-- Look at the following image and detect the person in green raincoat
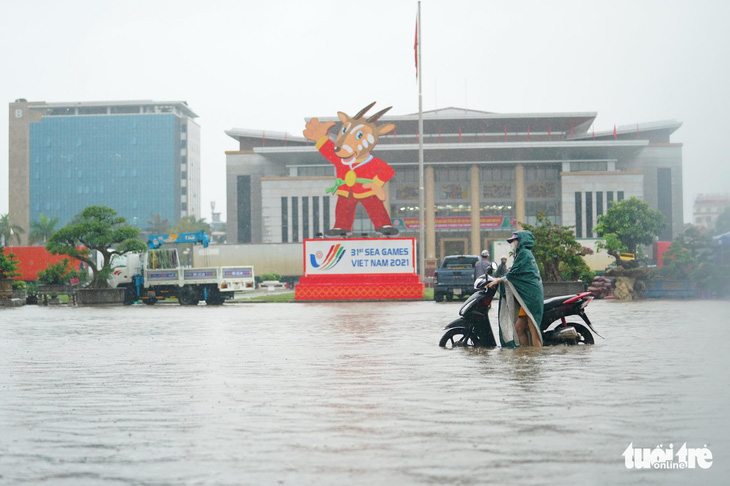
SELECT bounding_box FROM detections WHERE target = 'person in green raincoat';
[487,230,544,347]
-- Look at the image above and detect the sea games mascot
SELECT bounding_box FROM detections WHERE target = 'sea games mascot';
[303,102,399,236]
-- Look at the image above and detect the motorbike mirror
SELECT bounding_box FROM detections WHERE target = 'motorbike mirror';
[474,275,488,289]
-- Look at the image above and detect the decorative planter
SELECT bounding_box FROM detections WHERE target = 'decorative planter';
[0,278,13,299]
[12,288,27,300]
[75,287,126,306]
[542,281,586,299]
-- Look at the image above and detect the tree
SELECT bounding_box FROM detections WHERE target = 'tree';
[46,206,147,288]
[521,213,594,282]
[29,214,60,245]
[0,247,20,279]
[144,213,171,237]
[715,206,730,235]
[172,215,211,234]
[595,197,666,266]
[0,214,25,246]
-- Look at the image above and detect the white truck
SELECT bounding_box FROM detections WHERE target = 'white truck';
[109,232,255,305]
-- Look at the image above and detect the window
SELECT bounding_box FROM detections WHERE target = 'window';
[302,197,310,239]
[323,196,331,231]
[291,197,299,243]
[281,197,289,243]
[617,191,624,202]
[585,192,593,237]
[312,196,320,236]
[575,192,583,238]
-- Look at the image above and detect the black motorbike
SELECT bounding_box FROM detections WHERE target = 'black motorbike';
[439,275,600,348]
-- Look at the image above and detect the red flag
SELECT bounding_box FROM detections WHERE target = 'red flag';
[571,123,574,138]
[613,124,617,139]
[458,127,462,141]
[592,125,595,139]
[527,125,530,141]
[548,124,551,140]
[414,17,418,78]
[504,125,507,141]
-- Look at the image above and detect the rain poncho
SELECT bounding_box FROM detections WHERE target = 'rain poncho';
[497,230,544,347]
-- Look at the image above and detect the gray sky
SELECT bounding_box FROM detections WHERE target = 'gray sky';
[2,0,728,225]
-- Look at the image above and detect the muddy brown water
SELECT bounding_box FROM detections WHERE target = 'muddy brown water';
[1,299,728,485]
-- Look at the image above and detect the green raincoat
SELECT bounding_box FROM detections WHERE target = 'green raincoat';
[497,230,544,347]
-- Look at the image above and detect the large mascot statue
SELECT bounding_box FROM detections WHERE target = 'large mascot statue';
[303,102,399,237]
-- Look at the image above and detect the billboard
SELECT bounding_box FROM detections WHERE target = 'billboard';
[303,238,416,276]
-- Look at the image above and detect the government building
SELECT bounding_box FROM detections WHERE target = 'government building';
[225,107,682,267]
[9,99,201,244]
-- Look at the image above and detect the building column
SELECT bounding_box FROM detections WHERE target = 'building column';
[425,166,436,260]
[515,163,525,229]
[470,164,481,254]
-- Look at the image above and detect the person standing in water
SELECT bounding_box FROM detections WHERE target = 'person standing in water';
[487,231,544,347]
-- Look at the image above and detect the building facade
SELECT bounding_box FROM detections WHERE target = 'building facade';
[9,99,201,244]
[692,193,729,230]
[225,107,683,266]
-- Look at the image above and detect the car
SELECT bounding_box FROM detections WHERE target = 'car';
[433,255,479,302]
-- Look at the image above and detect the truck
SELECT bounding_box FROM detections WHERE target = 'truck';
[109,231,255,305]
[433,254,480,302]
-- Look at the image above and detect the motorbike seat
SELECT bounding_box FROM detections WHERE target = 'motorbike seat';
[543,294,578,311]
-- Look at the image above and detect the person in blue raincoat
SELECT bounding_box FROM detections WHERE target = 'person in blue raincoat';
[487,230,544,347]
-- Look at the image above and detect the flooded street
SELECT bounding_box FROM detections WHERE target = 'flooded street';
[1,299,728,485]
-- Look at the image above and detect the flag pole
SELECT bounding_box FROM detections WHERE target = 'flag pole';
[417,0,425,282]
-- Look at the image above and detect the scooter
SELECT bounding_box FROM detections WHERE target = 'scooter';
[438,274,600,348]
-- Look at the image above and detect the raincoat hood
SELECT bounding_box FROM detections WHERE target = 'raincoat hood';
[514,230,535,252]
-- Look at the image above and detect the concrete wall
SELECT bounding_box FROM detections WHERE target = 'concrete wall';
[8,101,44,245]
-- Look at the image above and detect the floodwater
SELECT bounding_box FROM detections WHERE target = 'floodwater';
[1,298,729,485]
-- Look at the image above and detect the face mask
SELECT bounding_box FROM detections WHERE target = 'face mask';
[510,240,518,252]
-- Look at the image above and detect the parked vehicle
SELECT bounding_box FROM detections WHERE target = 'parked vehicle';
[109,232,255,305]
[439,275,600,347]
[433,255,480,302]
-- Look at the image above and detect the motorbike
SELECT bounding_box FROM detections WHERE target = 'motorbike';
[438,274,600,348]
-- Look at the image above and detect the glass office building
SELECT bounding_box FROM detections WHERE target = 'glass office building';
[9,100,200,243]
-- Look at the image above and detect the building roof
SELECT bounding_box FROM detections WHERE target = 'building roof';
[29,100,199,118]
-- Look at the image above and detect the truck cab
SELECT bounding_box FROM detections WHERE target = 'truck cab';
[433,255,480,302]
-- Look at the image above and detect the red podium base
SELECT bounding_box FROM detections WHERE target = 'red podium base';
[295,274,424,301]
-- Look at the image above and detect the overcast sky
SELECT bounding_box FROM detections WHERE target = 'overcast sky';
[2,0,728,225]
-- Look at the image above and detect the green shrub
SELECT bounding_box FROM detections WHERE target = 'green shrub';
[0,249,20,279]
[37,258,88,286]
[260,273,282,281]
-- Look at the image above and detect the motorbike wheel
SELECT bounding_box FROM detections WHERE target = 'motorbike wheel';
[567,323,595,345]
[439,327,478,348]
[434,292,444,302]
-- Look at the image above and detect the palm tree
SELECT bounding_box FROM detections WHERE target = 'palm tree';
[0,213,25,246]
[29,214,60,245]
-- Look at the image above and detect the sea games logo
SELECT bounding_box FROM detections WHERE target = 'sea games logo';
[309,244,346,270]
[623,442,713,469]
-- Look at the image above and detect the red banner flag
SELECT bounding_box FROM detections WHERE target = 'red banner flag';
[527,125,530,141]
[613,124,617,139]
[548,124,551,140]
[414,17,418,78]
[571,123,574,138]
[504,125,507,141]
